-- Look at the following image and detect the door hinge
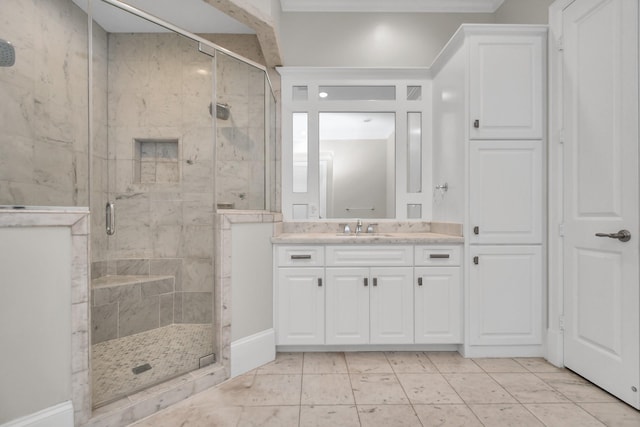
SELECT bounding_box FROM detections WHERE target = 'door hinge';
[559,223,565,237]
[559,315,565,331]
[557,36,564,51]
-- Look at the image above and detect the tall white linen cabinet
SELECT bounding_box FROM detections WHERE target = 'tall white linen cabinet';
[431,25,547,357]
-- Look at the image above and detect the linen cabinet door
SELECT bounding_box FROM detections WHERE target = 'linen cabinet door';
[469,140,543,244]
[469,33,545,139]
[414,267,462,344]
[369,267,414,344]
[326,267,369,345]
[469,246,542,346]
[276,267,325,345]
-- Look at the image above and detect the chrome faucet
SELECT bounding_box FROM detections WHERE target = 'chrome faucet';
[355,219,363,235]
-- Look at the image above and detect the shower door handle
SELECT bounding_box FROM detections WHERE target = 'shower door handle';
[106,202,115,236]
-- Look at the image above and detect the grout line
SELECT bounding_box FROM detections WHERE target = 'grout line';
[298,352,304,427]
[345,351,363,426]
[385,351,426,427]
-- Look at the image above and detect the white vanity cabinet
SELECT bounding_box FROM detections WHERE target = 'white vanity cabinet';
[414,245,463,343]
[325,246,414,345]
[276,246,325,345]
[325,266,414,345]
[469,33,545,140]
[275,242,463,349]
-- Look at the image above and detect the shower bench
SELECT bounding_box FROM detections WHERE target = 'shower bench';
[91,274,176,344]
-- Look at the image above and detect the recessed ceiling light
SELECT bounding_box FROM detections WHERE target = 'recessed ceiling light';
[319,92,328,98]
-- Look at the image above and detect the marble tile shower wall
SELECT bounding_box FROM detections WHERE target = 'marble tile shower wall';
[216,53,267,210]
[94,33,216,327]
[1,0,90,206]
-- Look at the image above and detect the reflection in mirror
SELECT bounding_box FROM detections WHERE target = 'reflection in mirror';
[292,113,308,193]
[319,112,395,219]
[407,112,422,193]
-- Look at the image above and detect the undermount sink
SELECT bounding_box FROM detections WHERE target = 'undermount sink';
[335,233,393,238]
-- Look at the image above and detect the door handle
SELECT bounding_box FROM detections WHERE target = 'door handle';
[595,229,631,242]
[106,202,115,236]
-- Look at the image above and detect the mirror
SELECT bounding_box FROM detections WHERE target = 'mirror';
[319,112,395,219]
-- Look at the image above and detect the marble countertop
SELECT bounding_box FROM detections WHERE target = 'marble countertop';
[272,232,464,244]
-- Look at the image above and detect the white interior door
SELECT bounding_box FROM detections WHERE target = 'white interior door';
[563,0,639,408]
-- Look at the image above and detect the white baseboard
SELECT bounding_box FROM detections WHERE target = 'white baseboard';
[277,344,460,353]
[1,401,73,427]
[231,329,275,377]
[461,345,545,358]
[545,328,564,367]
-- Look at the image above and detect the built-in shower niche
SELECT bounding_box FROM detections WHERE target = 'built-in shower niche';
[134,138,180,184]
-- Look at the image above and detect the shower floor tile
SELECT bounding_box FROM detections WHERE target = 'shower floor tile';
[92,323,214,407]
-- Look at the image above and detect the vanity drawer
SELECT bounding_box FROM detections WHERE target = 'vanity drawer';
[326,245,413,267]
[414,245,462,266]
[277,245,324,267]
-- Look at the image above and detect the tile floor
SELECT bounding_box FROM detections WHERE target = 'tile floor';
[93,324,213,406]
[130,352,640,426]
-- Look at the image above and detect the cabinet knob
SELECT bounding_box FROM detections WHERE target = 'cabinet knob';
[364,278,368,287]
[373,278,378,287]
[318,278,322,287]
[418,277,423,286]
[473,119,480,128]
[473,256,479,265]
[473,226,480,235]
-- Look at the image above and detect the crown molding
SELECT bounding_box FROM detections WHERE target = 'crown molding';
[280,0,505,13]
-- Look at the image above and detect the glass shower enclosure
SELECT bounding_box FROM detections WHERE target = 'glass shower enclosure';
[87,0,276,407]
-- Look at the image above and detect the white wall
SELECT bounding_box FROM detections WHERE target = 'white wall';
[494,0,554,24]
[280,12,495,67]
[231,223,274,341]
[278,1,553,67]
[431,44,467,224]
[0,227,72,424]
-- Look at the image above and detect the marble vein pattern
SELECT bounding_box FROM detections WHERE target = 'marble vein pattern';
[128,352,639,427]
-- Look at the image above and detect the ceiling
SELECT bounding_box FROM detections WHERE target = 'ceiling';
[280,0,506,13]
[71,0,255,34]
[73,0,506,34]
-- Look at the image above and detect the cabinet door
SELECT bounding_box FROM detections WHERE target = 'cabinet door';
[470,140,542,244]
[415,267,462,344]
[370,267,414,344]
[469,246,542,346]
[469,34,544,139]
[276,267,324,345]
[326,268,369,345]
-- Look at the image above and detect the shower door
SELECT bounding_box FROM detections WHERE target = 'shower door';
[89,0,216,407]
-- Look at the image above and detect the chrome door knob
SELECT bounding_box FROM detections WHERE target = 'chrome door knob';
[595,229,631,242]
